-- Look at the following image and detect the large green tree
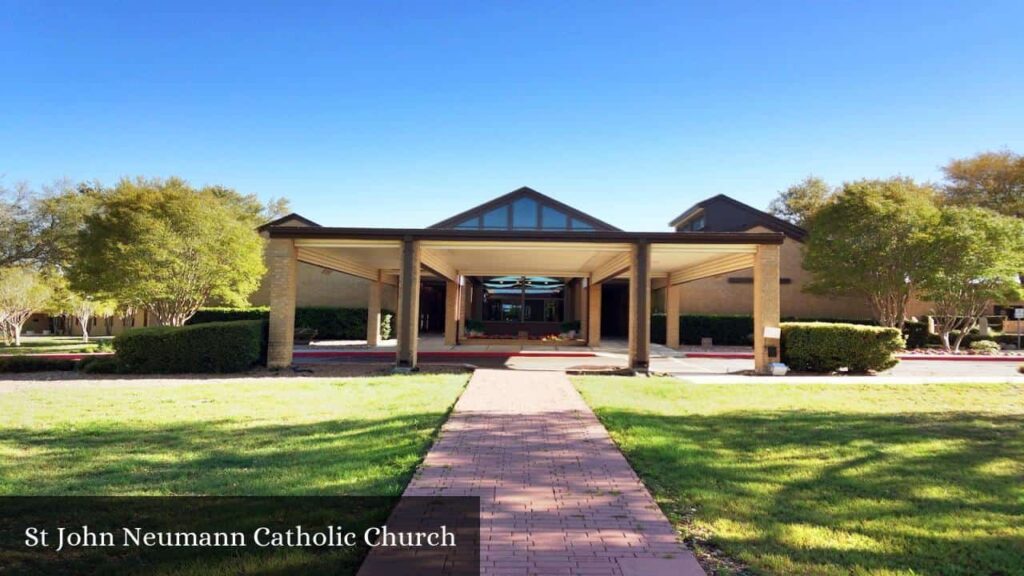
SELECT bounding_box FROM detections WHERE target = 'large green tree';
[767,176,834,227]
[69,177,266,326]
[803,177,940,328]
[918,207,1024,352]
[942,150,1024,218]
[0,180,99,269]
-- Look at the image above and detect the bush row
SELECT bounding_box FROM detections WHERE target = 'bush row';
[781,322,904,373]
[116,320,266,374]
[189,307,393,340]
[651,314,875,346]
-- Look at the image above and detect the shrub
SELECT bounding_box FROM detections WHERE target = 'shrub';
[189,306,393,341]
[116,320,265,373]
[78,356,122,374]
[465,319,485,334]
[681,315,754,345]
[0,356,76,373]
[968,340,1001,354]
[902,321,930,349]
[188,307,269,324]
[781,322,904,373]
[560,320,581,333]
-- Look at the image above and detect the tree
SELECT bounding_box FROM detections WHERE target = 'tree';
[0,179,97,268]
[803,177,940,328]
[0,267,53,346]
[767,176,834,227]
[942,150,1024,218]
[62,293,118,342]
[918,207,1024,352]
[69,177,266,326]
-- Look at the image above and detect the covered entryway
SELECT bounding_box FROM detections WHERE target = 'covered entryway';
[264,227,784,373]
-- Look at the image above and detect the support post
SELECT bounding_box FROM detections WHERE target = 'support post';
[579,278,589,341]
[267,238,297,368]
[587,279,602,347]
[628,241,652,371]
[753,244,781,374]
[444,278,458,346]
[666,283,681,349]
[397,238,421,370]
[366,276,382,347]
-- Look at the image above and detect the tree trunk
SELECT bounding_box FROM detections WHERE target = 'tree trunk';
[13,324,22,346]
[79,315,91,343]
[940,330,952,353]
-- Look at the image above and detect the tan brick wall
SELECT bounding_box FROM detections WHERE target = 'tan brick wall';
[676,227,873,319]
[250,259,399,310]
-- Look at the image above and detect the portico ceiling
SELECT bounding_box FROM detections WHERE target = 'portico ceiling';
[285,230,778,285]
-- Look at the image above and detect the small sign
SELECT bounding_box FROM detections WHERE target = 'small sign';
[1015,308,1024,319]
[763,326,782,339]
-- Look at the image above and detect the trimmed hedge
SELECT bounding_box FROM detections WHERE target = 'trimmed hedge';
[189,307,393,340]
[116,320,266,374]
[78,356,123,374]
[0,356,76,373]
[294,307,394,340]
[652,314,876,346]
[781,322,903,373]
[189,307,269,323]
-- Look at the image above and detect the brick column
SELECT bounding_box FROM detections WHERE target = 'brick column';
[444,278,458,346]
[666,283,681,349]
[366,277,382,347]
[267,238,297,368]
[628,241,652,371]
[396,238,421,370]
[753,244,781,374]
[579,279,589,340]
[587,279,602,347]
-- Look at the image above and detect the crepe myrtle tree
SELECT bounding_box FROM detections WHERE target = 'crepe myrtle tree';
[803,177,941,329]
[69,177,266,326]
[0,267,53,346]
[918,207,1024,352]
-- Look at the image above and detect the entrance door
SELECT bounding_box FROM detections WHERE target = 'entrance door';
[418,281,446,333]
[600,280,629,338]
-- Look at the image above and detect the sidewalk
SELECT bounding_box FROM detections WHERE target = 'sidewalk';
[402,368,705,576]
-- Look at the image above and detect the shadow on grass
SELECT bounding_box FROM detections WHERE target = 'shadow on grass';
[593,409,1024,576]
[0,413,452,496]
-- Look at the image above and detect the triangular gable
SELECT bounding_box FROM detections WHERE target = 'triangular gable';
[429,187,620,231]
[256,212,320,232]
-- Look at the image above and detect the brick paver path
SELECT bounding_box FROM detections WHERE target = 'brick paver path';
[405,369,705,576]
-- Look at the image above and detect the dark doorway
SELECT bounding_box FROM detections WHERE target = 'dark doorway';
[419,280,446,333]
[600,280,629,338]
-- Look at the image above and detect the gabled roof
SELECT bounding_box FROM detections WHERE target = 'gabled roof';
[669,194,808,241]
[429,186,621,231]
[256,212,320,232]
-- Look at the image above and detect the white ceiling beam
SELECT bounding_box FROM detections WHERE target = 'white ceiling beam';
[420,248,458,282]
[296,247,397,286]
[591,252,632,285]
[669,253,755,285]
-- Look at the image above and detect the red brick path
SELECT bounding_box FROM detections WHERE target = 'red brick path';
[405,369,705,576]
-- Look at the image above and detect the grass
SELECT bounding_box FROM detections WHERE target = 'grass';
[0,374,467,495]
[0,335,112,355]
[0,374,468,573]
[574,377,1024,576]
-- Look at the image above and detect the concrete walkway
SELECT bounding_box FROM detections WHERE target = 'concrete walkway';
[404,369,705,576]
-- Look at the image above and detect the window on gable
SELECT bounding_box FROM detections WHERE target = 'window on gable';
[512,197,538,229]
[482,206,509,229]
[454,217,480,229]
[683,216,705,231]
[541,206,568,229]
[570,218,594,231]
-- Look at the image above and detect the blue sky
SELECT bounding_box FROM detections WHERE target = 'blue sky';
[2,1,1022,230]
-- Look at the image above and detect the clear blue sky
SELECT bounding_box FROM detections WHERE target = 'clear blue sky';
[3,1,1022,230]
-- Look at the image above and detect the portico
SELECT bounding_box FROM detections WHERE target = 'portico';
[265,226,783,373]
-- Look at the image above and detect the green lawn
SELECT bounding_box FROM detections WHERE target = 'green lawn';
[574,377,1024,576]
[0,374,467,495]
[0,374,468,573]
[0,335,112,355]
